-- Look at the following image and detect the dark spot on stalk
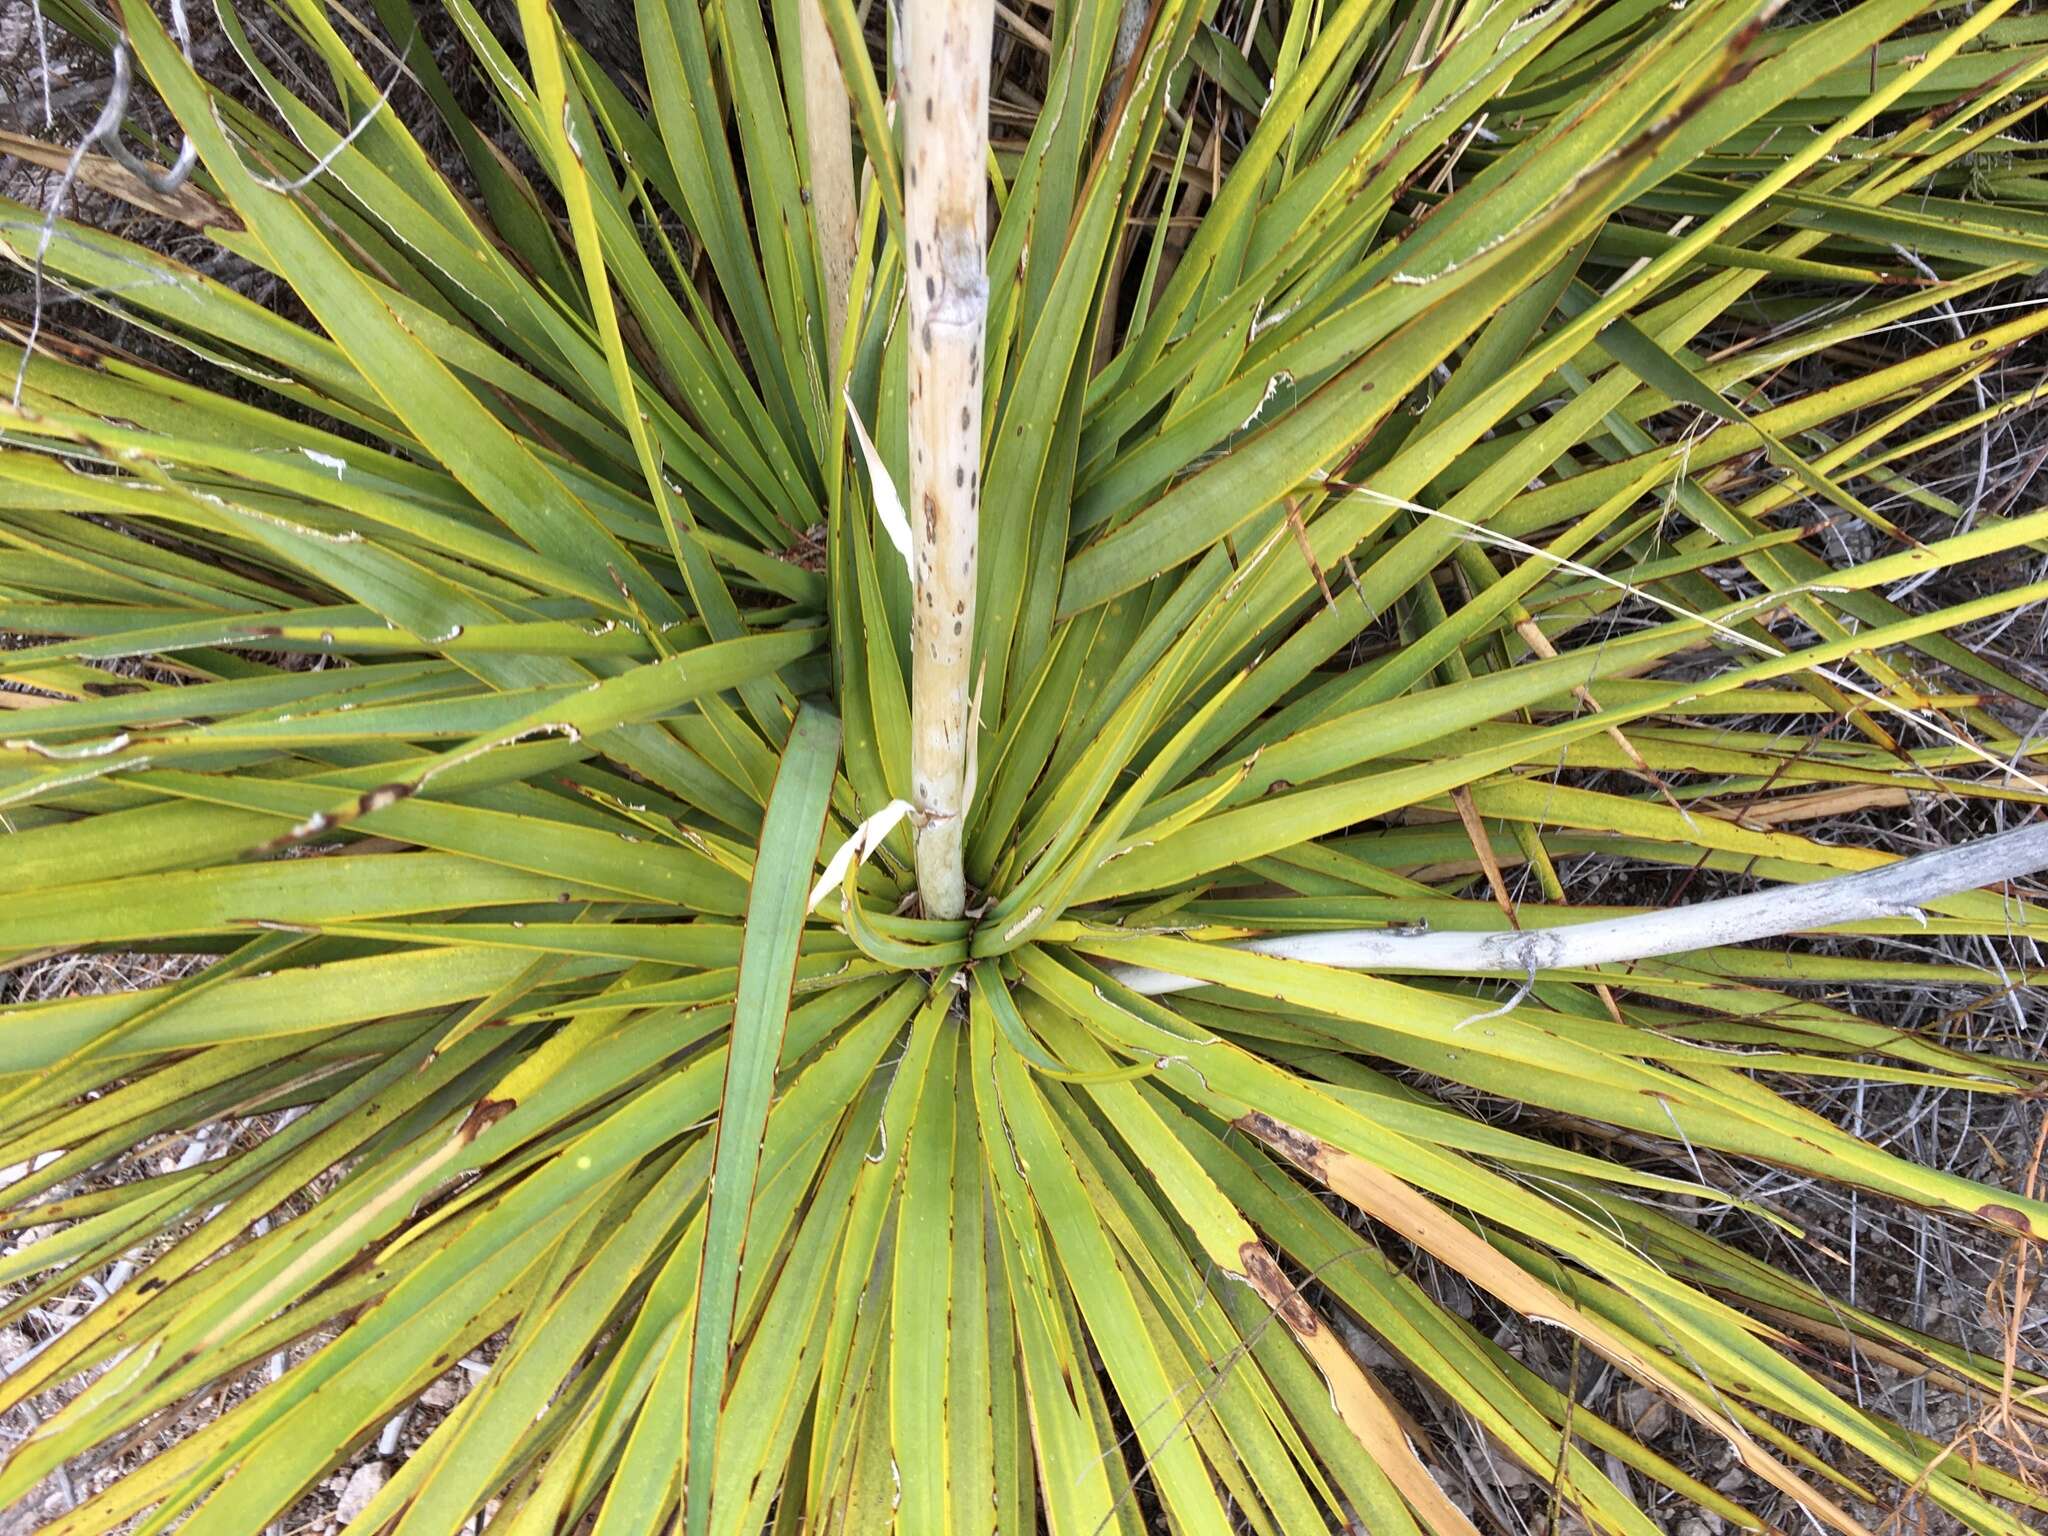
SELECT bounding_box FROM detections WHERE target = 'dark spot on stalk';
[356,781,415,817]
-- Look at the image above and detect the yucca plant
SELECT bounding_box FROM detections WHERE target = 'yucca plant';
[5,0,2048,1529]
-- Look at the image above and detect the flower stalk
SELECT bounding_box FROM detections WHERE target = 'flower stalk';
[902,0,992,919]
[798,0,857,372]
[1109,822,2048,996]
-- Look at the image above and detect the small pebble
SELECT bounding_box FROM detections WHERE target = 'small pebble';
[422,1373,465,1409]
[335,1461,389,1525]
[1618,1384,1671,1440]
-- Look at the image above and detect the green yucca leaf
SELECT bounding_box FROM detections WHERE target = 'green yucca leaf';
[685,703,839,1536]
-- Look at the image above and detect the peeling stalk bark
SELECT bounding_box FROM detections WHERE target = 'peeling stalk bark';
[903,0,992,920]
[798,0,857,370]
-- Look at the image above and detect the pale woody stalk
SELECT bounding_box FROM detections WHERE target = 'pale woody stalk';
[902,0,993,919]
[1109,821,2048,996]
[798,0,857,371]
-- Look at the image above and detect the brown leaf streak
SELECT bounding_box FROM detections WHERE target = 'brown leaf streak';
[1239,1242,1318,1334]
[457,1096,516,1145]
[1235,1110,1326,1176]
[1978,1203,2035,1237]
